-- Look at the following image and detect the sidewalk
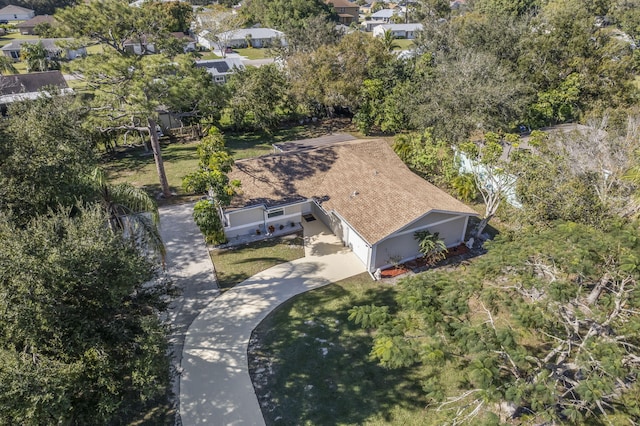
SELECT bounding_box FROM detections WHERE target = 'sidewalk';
[179,220,365,425]
[158,202,220,421]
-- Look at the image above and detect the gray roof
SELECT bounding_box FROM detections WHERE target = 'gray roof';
[16,15,55,28]
[0,38,76,52]
[371,9,398,18]
[0,71,70,104]
[195,58,244,76]
[228,139,477,245]
[0,5,34,14]
[217,28,284,40]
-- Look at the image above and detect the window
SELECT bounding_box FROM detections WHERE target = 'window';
[267,208,284,218]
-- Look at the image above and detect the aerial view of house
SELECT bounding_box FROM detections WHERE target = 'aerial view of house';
[225,139,477,273]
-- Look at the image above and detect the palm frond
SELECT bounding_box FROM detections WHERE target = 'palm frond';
[109,183,160,224]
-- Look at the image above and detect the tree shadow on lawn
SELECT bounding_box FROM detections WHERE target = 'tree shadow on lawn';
[251,282,428,425]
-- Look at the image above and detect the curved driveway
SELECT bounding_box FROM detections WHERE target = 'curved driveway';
[179,220,366,425]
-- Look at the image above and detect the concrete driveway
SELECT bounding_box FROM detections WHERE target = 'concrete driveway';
[179,219,365,425]
[158,202,220,417]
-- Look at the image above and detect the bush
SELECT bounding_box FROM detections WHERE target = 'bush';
[193,199,226,245]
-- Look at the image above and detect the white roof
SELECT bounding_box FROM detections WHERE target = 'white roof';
[371,9,398,18]
[0,87,73,105]
[375,23,423,32]
[217,28,284,40]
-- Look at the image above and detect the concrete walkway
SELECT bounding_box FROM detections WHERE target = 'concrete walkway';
[179,219,366,425]
[159,202,220,419]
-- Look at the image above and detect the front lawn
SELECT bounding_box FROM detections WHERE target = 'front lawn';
[211,234,305,289]
[393,38,415,51]
[233,47,271,60]
[250,273,437,425]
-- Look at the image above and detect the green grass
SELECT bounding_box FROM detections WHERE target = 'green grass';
[197,50,221,60]
[233,47,271,60]
[103,139,201,196]
[211,234,305,289]
[393,39,415,51]
[250,273,438,425]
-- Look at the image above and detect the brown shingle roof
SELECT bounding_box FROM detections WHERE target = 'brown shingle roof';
[325,0,359,8]
[16,15,55,28]
[228,139,477,244]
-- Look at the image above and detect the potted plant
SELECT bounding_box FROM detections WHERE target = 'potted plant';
[279,224,284,230]
[268,225,275,234]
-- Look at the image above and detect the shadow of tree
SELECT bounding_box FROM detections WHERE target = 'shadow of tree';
[233,145,339,208]
[250,280,428,425]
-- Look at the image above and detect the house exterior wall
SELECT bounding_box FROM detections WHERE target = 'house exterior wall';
[223,201,312,239]
[0,10,35,21]
[371,214,470,271]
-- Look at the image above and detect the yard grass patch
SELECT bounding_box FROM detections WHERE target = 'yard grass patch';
[250,273,439,425]
[234,47,271,60]
[210,234,305,289]
[102,140,201,196]
[393,38,415,50]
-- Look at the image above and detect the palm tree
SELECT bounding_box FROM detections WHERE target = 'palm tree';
[0,56,17,75]
[381,30,398,52]
[21,41,58,72]
[90,168,165,264]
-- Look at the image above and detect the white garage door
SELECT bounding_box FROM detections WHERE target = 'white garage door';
[346,226,370,267]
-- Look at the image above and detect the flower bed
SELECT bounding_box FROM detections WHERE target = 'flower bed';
[380,244,470,279]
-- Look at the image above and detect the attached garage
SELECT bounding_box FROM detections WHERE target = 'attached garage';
[225,138,477,275]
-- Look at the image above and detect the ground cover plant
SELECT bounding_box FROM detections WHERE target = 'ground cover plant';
[211,234,305,289]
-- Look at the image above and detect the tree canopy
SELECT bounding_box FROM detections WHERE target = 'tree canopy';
[351,221,640,423]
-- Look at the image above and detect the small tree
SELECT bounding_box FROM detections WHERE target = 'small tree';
[414,230,447,265]
[183,128,240,244]
[459,132,518,238]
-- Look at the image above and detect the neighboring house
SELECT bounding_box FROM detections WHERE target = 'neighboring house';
[362,20,385,32]
[198,28,286,50]
[172,31,196,52]
[0,38,87,61]
[373,23,423,39]
[124,32,197,54]
[370,8,400,23]
[123,38,155,55]
[0,70,71,114]
[225,139,477,274]
[0,5,35,21]
[325,0,359,25]
[195,58,245,83]
[15,15,56,35]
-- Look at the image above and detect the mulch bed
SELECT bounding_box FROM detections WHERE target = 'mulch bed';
[379,244,471,279]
